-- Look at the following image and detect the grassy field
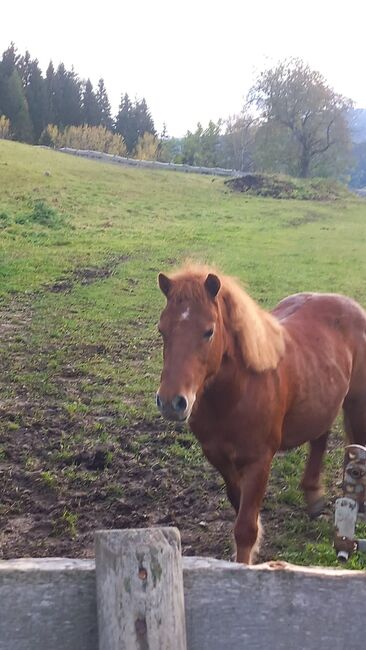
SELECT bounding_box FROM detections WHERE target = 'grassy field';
[0,139,366,567]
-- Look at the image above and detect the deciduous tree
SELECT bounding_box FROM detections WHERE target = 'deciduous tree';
[222,111,256,171]
[181,121,222,167]
[0,115,11,138]
[248,58,352,177]
[134,131,159,160]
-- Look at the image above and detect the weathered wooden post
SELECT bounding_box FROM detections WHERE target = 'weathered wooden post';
[95,527,187,650]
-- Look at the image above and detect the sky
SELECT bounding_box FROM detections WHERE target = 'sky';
[2,0,366,136]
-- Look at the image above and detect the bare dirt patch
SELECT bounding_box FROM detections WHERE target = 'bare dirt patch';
[225,173,348,200]
[48,255,130,293]
[0,406,234,559]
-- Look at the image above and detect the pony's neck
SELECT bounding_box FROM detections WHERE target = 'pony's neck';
[218,278,285,373]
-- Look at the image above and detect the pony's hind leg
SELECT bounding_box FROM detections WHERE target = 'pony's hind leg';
[343,397,366,446]
[301,431,329,518]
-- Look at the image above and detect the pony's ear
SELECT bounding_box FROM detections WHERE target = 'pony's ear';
[205,273,221,299]
[158,272,172,297]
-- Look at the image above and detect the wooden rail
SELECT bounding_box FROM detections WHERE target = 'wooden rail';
[1,528,366,650]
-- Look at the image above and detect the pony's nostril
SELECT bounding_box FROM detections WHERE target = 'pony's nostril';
[156,393,162,410]
[172,395,188,413]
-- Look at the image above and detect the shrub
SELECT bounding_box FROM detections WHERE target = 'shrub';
[0,115,11,139]
[40,124,127,156]
[134,132,160,160]
[39,124,63,148]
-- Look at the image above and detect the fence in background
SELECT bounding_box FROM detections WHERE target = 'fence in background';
[58,147,243,177]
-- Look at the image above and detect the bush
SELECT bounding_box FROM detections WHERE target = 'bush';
[0,115,11,139]
[39,124,62,148]
[134,132,160,160]
[40,124,127,156]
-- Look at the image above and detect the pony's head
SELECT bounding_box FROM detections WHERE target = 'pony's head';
[156,264,285,422]
[156,265,225,422]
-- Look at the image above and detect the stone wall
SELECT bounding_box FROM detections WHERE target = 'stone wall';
[58,147,243,178]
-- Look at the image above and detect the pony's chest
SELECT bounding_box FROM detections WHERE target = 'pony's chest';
[189,396,269,462]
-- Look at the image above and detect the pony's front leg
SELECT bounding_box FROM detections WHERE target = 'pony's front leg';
[234,454,273,564]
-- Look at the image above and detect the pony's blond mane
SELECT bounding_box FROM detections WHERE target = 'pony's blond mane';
[220,274,285,372]
[167,264,285,372]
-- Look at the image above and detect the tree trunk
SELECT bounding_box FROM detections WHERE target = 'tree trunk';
[299,146,311,177]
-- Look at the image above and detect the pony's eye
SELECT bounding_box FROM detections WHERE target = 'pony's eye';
[204,328,214,339]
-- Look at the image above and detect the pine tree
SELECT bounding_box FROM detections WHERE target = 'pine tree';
[82,79,100,126]
[53,63,82,128]
[25,59,48,141]
[115,94,156,154]
[135,98,156,139]
[18,50,32,87]
[45,61,56,125]
[0,42,159,149]
[96,78,112,130]
[1,43,19,76]
[114,93,135,153]
[0,44,33,142]
[0,43,17,116]
[2,68,33,142]
[0,63,4,117]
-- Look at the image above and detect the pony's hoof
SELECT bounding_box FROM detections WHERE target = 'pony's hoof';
[307,497,326,519]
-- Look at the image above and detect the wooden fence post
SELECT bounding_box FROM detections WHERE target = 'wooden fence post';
[95,527,187,650]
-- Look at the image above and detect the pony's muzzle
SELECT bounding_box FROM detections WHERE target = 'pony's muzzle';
[156,392,190,422]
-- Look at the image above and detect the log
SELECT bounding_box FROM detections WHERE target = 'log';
[95,527,187,650]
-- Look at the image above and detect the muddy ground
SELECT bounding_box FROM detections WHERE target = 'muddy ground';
[0,290,235,561]
[0,287,336,564]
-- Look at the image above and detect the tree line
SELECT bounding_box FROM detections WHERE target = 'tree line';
[0,43,156,156]
[0,44,364,184]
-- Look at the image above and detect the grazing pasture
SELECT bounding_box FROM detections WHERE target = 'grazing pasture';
[0,139,365,567]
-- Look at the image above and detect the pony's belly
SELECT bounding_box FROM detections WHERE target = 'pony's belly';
[281,345,352,448]
[281,395,344,449]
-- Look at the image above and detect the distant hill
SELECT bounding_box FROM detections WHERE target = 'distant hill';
[347,108,366,143]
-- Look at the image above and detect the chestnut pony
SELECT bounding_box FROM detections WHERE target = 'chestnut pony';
[156,264,366,564]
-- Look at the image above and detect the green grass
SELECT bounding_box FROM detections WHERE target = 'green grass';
[1,139,366,567]
[266,440,366,569]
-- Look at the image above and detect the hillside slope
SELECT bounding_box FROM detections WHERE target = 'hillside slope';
[0,140,365,567]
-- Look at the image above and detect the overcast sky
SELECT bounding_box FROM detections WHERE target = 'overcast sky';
[2,0,366,136]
